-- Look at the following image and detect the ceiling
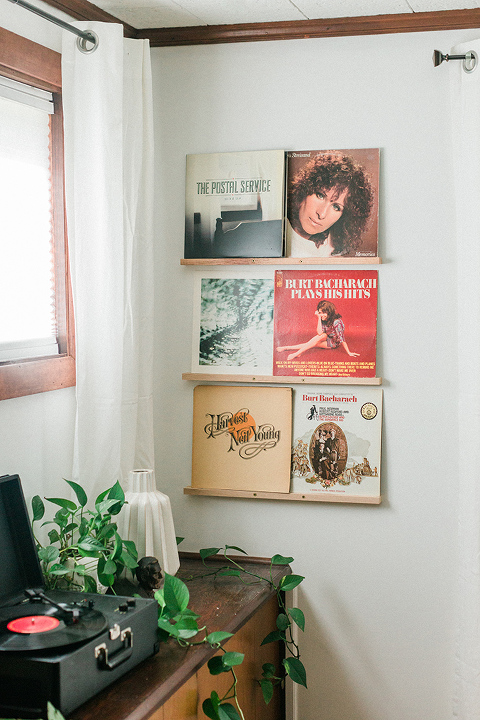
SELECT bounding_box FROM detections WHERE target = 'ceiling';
[84,0,480,30]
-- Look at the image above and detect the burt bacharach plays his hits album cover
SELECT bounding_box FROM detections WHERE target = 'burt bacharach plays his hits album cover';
[273,269,378,379]
[184,149,285,259]
[291,386,382,500]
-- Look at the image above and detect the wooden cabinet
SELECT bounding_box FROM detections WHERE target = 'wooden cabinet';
[153,596,282,720]
[69,553,287,720]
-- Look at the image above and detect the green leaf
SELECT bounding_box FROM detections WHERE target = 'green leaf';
[207,656,228,676]
[202,695,220,720]
[120,550,138,569]
[45,497,78,512]
[47,701,67,720]
[38,546,60,564]
[206,631,234,646]
[175,616,199,639]
[164,573,190,613]
[279,574,305,592]
[217,569,242,577]
[288,607,305,632]
[271,554,294,565]
[64,479,88,508]
[200,547,221,561]
[176,536,184,545]
[262,662,276,678]
[260,679,274,705]
[103,558,117,575]
[157,617,180,638]
[218,704,241,720]
[49,563,71,576]
[261,629,285,646]
[77,538,104,553]
[96,522,117,541]
[221,651,244,667]
[283,657,307,688]
[123,539,138,559]
[154,587,165,609]
[111,532,123,560]
[95,488,110,505]
[276,613,290,631]
[48,529,60,544]
[84,574,98,593]
[31,495,45,522]
[107,480,125,514]
[225,545,248,555]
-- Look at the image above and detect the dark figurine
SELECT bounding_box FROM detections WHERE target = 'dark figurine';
[135,556,163,598]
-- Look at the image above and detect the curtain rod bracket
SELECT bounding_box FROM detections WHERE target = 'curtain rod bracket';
[6,0,99,51]
[433,49,477,73]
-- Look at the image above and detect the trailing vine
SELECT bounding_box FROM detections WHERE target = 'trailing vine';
[155,544,306,720]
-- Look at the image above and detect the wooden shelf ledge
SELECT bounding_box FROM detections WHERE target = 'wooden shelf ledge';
[184,486,381,505]
[182,373,382,385]
[181,257,381,265]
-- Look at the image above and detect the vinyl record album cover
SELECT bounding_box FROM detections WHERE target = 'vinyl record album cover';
[285,148,380,258]
[191,268,275,375]
[273,269,378,378]
[191,385,292,493]
[291,386,382,499]
[184,149,285,258]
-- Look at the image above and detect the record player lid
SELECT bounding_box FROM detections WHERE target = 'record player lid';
[0,474,44,606]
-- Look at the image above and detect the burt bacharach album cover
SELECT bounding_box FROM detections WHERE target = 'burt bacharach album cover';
[291,386,382,499]
[285,148,380,258]
[191,385,292,493]
[273,269,378,379]
[184,149,285,259]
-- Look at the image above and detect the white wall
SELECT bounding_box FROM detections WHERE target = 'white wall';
[0,8,76,509]
[151,28,475,720]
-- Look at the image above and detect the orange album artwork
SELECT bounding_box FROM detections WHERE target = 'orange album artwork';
[191,385,292,493]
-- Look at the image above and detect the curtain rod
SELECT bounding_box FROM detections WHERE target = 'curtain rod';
[6,0,98,51]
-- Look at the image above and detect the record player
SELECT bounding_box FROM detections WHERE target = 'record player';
[0,474,160,719]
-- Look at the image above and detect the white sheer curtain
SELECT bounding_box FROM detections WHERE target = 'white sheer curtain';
[450,39,480,720]
[62,23,154,499]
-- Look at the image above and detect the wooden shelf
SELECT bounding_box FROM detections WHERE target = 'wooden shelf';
[184,486,381,505]
[183,373,382,385]
[181,256,381,265]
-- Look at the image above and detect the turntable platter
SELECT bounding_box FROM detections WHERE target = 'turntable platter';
[0,603,108,651]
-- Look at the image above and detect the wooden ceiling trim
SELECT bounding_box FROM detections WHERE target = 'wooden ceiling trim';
[138,9,480,46]
[37,2,480,46]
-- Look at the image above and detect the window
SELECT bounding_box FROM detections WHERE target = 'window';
[0,27,75,400]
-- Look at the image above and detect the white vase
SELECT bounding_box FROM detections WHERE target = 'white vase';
[119,469,180,576]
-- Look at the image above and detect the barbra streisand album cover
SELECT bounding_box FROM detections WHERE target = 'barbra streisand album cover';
[184,149,285,259]
[191,385,292,493]
[273,269,378,379]
[285,148,380,259]
[291,386,382,499]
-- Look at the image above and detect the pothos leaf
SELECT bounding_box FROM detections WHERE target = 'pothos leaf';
[271,554,294,565]
[64,479,88,508]
[200,547,221,561]
[288,607,305,632]
[31,495,45,522]
[163,573,190,613]
[283,656,307,688]
[260,678,274,705]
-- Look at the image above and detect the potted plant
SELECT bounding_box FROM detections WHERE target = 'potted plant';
[31,479,138,593]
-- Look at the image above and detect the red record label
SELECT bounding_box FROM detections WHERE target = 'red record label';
[7,615,61,634]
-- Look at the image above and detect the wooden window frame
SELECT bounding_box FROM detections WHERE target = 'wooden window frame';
[0,27,75,401]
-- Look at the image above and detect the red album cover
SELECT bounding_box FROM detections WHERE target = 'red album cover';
[273,269,378,378]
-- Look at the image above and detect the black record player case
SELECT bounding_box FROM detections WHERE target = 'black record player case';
[0,474,160,719]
